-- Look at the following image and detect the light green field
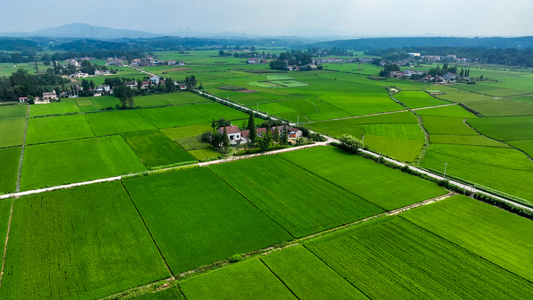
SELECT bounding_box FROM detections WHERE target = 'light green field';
[21,138,117,190]
[430,134,507,147]
[136,106,208,129]
[84,110,157,136]
[122,130,196,168]
[0,182,169,300]
[26,114,94,144]
[468,116,533,140]
[0,104,27,119]
[423,116,478,135]
[97,135,147,174]
[124,167,292,273]
[403,195,533,282]
[394,91,450,108]
[29,101,80,117]
[209,155,383,238]
[188,148,221,160]
[160,124,212,140]
[0,118,25,147]
[421,143,533,202]
[184,102,249,121]
[464,98,533,116]
[362,123,424,141]
[0,147,20,194]
[279,146,446,210]
[135,92,210,107]
[364,134,424,162]
[179,259,295,300]
[508,140,533,158]
[261,245,367,299]
[306,217,533,299]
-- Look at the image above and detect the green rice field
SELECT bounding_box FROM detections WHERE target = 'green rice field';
[26,114,94,144]
[1,182,170,300]
[123,167,292,273]
[84,110,157,136]
[0,147,20,194]
[29,101,80,117]
[0,118,25,147]
[0,104,27,119]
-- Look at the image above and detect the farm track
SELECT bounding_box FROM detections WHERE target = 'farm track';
[0,200,14,288]
[15,105,30,192]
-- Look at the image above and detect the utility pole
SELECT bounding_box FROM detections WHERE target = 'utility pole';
[443,162,448,179]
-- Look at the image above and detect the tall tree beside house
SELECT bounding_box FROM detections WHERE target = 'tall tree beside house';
[89,80,95,91]
[184,75,197,91]
[165,78,174,92]
[222,126,230,148]
[281,124,289,145]
[258,128,272,152]
[460,67,464,77]
[115,85,135,109]
[211,119,217,134]
[247,112,257,145]
[273,126,280,143]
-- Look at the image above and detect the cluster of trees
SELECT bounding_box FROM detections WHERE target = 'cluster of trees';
[114,85,135,108]
[306,47,352,57]
[367,46,533,68]
[270,50,313,70]
[0,69,69,102]
[427,63,458,76]
[378,64,400,77]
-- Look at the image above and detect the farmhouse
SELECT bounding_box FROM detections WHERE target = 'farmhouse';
[150,76,160,84]
[34,96,49,104]
[124,81,137,88]
[97,85,111,93]
[70,72,89,78]
[218,125,242,144]
[94,70,110,76]
[18,97,28,103]
[42,91,57,102]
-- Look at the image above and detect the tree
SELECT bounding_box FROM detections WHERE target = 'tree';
[115,85,135,108]
[222,126,230,148]
[247,112,257,145]
[257,128,272,152]
[281,124,289,145]
[339,134,363,153]
[273,125,280,143]
[184,75,197,91]
[211,118,217,134]
[165,78,174,92]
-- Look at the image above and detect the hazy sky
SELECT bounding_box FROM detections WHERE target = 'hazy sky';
[3,0,533,37]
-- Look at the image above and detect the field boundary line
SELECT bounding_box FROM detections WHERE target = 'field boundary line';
[15,105,30,192]
[0,176,122,200]
[399,216,533,286]
[301,244,372,300]
[120,181,175,279]
[258,259,301,300]
[99,192,455,300]
[0,199,15,287]
[205,167,295,238]
[463,118,533,163]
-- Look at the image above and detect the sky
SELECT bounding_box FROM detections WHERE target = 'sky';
[2,0,533,37]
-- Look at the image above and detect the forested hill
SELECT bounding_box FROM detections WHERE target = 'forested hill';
[311,36,533,50]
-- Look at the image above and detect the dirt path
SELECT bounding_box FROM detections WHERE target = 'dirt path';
[16,105,30,192]
[0,200,15,287]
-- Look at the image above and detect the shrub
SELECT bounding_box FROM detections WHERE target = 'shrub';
[229,254,242,263]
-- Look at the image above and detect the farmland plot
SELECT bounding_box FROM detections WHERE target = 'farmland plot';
[363,134,424,162]
[179,259,295,300]
[394,90,449,108]
[0,198,12,254]
[422,116,478,135]
[415,104,476,118]
[0,182,169,300]
[132,288,184,300]
[0,118,25,147]
[463,98,533,116]
[261,245,367,299]
[26,114,94,144]
[468,116,533,140]
[508,140,533,157]
[136,105,209,129]
[403,195,533,282]
[183,102,249,121]
[29,101,80,117]
[134,92,210,107]
[122,130,196,168]
[20,138,125,190]
[209,155,383,238]
[279,146,446,210]
[97,135,147,174]
[84,110,156,136]
[306,217,533,299]
[124,167,292,273]
[0,147,21,194]
[0,104,26,119]
[421,143,533,202]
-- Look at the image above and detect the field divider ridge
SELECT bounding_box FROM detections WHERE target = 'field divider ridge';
[258,258,301,300]
[0,199,15,288]
[15,105,30,192]
[119,181,175,279]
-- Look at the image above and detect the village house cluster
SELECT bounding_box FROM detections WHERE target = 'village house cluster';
[217,125,303,145]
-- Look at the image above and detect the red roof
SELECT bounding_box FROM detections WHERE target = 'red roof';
[220,125,241,134]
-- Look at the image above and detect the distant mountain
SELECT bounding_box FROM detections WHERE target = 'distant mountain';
[2,23,161,39]
[311,36,533,50]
